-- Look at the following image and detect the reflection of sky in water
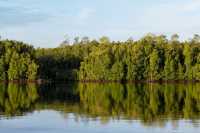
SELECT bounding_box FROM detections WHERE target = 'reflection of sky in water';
[1,0,200,47]
[0,110,199,133]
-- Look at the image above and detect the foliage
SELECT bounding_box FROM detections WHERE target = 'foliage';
[0,40,38,80]
[2,34,200,81]
[78,35,200,81]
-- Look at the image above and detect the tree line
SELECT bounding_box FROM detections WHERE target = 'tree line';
[1,34,200,81]
[79,35,200,81]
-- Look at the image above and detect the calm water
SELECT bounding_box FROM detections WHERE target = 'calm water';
[0,83,200,133]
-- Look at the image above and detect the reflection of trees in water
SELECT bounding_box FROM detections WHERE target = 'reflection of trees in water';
[0,83,38,116]
[77,83,200,125]
[1,82,200,126]
[38,83,79,102]
[37,83,200,126]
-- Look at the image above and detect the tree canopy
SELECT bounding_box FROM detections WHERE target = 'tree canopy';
[0,40,38,80]
[1,34,200,81]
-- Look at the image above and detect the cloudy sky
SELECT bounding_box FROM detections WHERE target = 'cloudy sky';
[1,0,200,47]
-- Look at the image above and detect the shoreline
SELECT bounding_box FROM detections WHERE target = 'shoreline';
[0,79,200,84]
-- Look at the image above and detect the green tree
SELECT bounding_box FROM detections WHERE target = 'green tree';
[0,57,6,80]
[183,44,193,79]
[99,36,110,44]
[27,61,38,80]
[8,52,20,80]
[149,49,160,80]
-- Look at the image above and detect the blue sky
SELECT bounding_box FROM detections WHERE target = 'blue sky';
[1,0,200,47]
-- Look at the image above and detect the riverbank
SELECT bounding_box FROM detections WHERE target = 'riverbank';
[1,79,200,84]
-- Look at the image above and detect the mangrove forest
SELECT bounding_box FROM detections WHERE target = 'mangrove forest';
[1,34,200,82]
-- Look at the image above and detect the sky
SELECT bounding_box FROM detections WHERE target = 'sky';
[1,0,200,47]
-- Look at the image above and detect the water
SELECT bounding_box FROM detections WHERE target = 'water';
[0,82,200,133]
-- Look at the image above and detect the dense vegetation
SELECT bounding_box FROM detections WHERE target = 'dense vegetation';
[79,35,200,81]
[36,41,95,80]
[1,34,200,81]
[0,40,38,80]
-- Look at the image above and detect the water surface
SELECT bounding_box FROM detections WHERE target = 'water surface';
[0,82,200,133]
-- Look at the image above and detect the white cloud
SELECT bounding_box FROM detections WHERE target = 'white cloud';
[147,0,200,13]
[136,0,200,36]
[181,0,200,12]
[77,8,95,21]
[2,0,200,47]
